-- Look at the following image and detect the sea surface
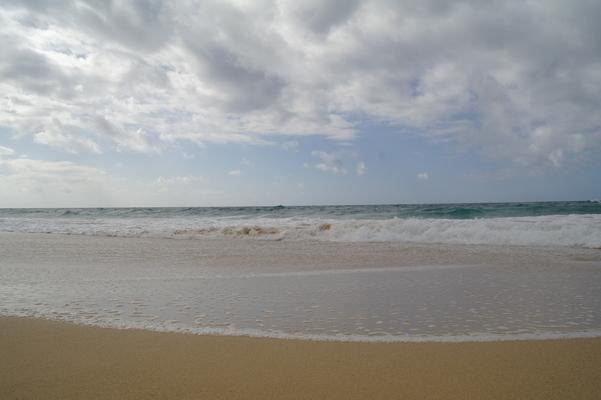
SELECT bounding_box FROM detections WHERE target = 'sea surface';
[0,200,600,248]
[1,201,601,342]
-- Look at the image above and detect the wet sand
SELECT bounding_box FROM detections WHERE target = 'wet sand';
[1,317,600,400]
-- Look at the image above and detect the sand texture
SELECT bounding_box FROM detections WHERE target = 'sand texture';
[1,317,601,400]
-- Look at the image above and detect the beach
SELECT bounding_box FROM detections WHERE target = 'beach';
[2,316,601,399]
[2,0,601,393]
[1,0,600,391]
[1,215,600,398]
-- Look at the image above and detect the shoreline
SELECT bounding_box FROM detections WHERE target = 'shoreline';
[2,316,601,399]
[2,232,601,345]
[5,313,601,344]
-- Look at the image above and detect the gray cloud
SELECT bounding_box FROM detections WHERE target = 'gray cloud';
[3,0,172,51]
[0,38,77,98]
[290,0,361,34]
[186,42,286,112]
[0,0,599,167]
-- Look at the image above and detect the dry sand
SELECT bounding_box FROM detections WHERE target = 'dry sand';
[1,317,600,399]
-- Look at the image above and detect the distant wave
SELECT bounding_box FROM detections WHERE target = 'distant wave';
[1,201,601,220]
[1,213,600,248]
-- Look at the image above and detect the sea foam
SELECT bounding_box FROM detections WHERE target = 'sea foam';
[1,213,600,248]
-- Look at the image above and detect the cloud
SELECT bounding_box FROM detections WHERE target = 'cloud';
[33,119,101,154]
[1,157,101,177]
[0,156,222,207]
[0,157,112,207]
[309,150,347,175]
[356,161,367,176]
[417,172,429,180]
[154,175,205,193]
[94,116,159,153]
[0,40,78,98]
[150,175,221,203]
[0,1,599,167]
[185,42,286,112]
[34,130,101,154]
[0,145,15,156]
[156,175,204,185]
[228,169,242,176]
[281,140,299,151]
[290,0,361,35]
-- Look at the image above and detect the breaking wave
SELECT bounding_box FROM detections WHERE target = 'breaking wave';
[1,213,600,248]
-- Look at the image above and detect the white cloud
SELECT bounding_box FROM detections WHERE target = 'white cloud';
[281,140,299,151]
[309,150,347,175]
[94,116,159,154]
[228,169,242,176]
[1,158,103,178]
[0,1,599,167]
[356,161,367,176]
[0,145,15,156]
[417,172,429,180]
[154,175,206,193]
[149,175,222,204]
[0,157,111,207]
[156,175,204,185]
[0,156,223,207]
[33,119,101,154]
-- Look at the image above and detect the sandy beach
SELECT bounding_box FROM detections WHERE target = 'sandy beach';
[2,234,601,398]
[1,316,600,400]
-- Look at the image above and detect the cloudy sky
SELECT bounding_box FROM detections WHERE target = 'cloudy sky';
[1,0,600,207]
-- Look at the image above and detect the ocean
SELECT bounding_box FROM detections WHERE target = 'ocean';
[1,200,600,248]
[1,201,601,342]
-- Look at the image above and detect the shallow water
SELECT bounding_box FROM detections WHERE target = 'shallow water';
[1,233,600,342]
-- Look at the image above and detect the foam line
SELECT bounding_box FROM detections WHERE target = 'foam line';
[1,214,600,248]
[4,311,601,343]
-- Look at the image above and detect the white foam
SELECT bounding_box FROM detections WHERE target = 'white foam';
[1,213,600,248]
[5,310,601,343]
[324,214,601,248]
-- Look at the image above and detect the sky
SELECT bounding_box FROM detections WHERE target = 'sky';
[0,0,600,207]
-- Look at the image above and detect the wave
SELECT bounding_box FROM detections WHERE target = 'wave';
[1,201,601,220]
[324,215,601,248]
[1,214,600,248]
